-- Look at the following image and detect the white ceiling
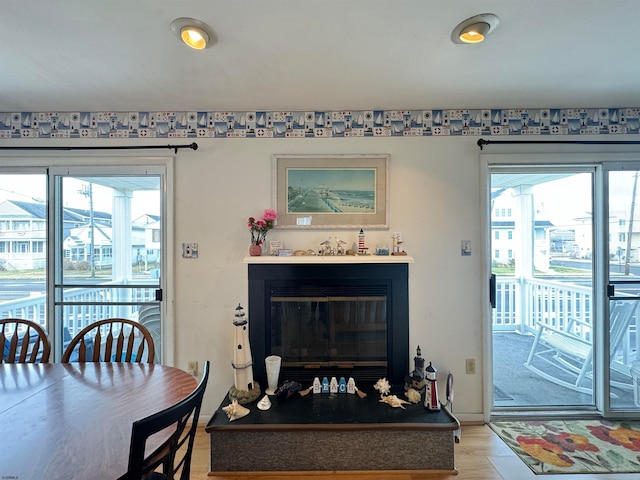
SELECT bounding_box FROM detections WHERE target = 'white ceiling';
[1,0,638,113]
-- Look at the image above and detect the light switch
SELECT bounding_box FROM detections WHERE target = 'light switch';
[182,243,198,258]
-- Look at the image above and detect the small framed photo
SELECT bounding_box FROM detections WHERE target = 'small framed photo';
[269,240,282,256]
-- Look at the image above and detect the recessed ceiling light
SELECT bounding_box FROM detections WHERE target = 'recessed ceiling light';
[170,17,217,50]
[451,13,500,44]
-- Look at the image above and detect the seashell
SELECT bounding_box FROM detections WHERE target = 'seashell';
[405,388,421,404]
[222,399,250,421]
[373,378,391,396]
[379,394,411,409]
[257,395,272,410]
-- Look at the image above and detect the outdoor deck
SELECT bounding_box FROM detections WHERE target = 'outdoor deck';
[493,331,636,409]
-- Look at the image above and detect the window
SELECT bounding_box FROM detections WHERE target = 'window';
[494,249,499,259]
[13,241,29,253]
[495,231,500,240]
[0,165,169,364]
[508,249,513,259]
[507,208,512,217]
[13,221,30,232]
[508,230,513,240]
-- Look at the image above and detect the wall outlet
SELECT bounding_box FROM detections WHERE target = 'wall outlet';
[188,361,198,376]
[465,358,476,374]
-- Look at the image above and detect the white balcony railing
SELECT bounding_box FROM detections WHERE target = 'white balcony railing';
[0,284,157,338]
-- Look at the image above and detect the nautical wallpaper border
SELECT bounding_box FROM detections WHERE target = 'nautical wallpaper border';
[1,108,639,140]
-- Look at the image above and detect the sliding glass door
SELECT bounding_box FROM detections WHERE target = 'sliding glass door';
[490,160,640,415]
[0,164,166,363]
[491,169,597,409]
[606,166,640,413]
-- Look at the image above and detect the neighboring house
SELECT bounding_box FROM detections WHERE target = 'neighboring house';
[0,199,155,271]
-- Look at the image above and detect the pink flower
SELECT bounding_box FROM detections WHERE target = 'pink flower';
[263,209,278,222]
[248,209,277,245]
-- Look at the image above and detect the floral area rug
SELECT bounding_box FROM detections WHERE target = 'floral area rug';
[490,419,640,474]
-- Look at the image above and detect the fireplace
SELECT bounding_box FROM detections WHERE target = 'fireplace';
[247,259,410,387]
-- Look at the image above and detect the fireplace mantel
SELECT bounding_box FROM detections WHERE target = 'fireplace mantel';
[244,255,414,264]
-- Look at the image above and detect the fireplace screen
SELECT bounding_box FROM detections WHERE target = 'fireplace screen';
[270,295,387,371]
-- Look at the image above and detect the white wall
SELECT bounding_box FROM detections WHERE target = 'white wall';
[172,136,484,419]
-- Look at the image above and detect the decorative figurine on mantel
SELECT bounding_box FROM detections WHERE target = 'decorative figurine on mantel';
[391,232,407,256]
[228,304,261,405]
[358,229,369,255]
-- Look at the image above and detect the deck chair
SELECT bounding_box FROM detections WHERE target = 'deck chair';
[523,301,637,394]
[0,318,51,363]
[61,318,155,363]
[138,305,161,364]
[122,360,209,480]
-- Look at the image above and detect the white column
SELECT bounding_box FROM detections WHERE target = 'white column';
[112,189,133,317]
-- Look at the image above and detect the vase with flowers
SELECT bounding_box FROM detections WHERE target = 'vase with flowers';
[248,209,277,256]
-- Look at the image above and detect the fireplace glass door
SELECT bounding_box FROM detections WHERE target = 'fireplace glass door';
[270,294,387,381]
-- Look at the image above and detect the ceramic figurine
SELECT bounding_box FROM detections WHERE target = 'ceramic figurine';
[320,237,333,255]
[338,377,347,393]
[313,376,322,394]
[404,345,427,394]
[330,377,338,393]
[424,362,441,411]
[321,377,330,393]
[229,304,261,404]
[347,377,356,394]
[358,229,368,255]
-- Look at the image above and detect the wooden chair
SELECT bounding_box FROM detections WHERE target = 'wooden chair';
[61,318,155,363]
[123,360,210,480]
[524,302,638,394]
[0,318,51,363]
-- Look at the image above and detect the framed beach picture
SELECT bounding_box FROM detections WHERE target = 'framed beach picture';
[273,154,389,229]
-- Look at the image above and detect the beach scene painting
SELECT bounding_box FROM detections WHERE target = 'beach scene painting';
[286,168,376,214]
[274,154,389,229]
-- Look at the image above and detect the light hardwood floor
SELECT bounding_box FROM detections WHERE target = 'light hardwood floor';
[190,423,636,480]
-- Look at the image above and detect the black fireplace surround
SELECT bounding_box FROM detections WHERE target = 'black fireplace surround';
[248,261,409,387]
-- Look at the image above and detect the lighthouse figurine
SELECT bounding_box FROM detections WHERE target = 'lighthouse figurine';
[424,362,441,411]
[229,304,261,404]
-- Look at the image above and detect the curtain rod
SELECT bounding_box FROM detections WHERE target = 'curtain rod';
[0,142,198,154]
[477,138,640,150]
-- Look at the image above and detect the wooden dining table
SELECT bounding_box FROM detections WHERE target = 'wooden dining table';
[0,362,197,480]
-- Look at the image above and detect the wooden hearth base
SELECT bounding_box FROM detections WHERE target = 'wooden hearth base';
[205,388,460,474]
